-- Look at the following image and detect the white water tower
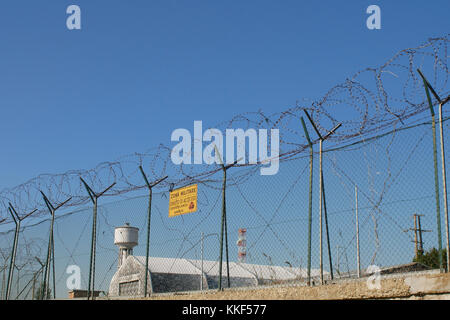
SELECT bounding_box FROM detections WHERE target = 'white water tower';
[114,223,139,269]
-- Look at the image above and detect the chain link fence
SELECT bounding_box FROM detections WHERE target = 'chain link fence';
[1,115,449,299]
[0,35,449,299]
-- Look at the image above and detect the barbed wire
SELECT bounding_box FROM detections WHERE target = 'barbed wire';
[0,34,448,223]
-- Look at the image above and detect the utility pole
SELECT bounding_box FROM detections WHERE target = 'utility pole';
[417,69,450,272]
[80,178,116,300]
[417,215,429,254]
[139,166,168,298]
[304,109,341,284]
[409,214,431,259]
[413,214,419,258]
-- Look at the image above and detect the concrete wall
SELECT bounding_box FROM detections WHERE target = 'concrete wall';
[136,270,450,300]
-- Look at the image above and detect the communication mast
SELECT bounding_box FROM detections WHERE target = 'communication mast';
[237,228,247,263]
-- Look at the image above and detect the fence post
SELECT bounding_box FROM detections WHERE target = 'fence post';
[355,185,361,278]
[139,166,168,298]
[33,257,44,300]
[201,232,204,291]
[40,192,71,299]
[80,178,115,300]
[301,117,314,286]
[417,69,446,272]
[215,145,240,290]
[5,204,36,300]
[304,109,341,284]
[439,98,450,271]
[321,171,333,281]
[218,165,228,290]
[5,208,19,300]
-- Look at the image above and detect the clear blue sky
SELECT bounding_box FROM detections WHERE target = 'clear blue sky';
[0,1,449,297]
[0,0,448,190]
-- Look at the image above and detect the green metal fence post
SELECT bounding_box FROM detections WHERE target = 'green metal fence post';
[439,98,450,272]
[139,166,168,298]
[215,145,240,291]
[418,69,443,272]
[418,69,450,272]
[5,205,36,300]
[145,186,152,296]
[301,116,314,286]
[80,178,115,300]
[218,167,227,290]
[321,172,334,281]
[304,110,341,283]
[5,207,19,300]
[40,192,71,300]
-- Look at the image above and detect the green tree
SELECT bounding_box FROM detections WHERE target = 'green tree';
[413,247,448,271]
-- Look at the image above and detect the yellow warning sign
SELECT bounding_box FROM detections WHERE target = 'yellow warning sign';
[168,184,198,217]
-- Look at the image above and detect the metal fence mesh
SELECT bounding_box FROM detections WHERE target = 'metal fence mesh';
[0,35,449,299]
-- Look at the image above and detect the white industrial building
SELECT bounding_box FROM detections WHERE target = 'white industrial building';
[109,223,324,297]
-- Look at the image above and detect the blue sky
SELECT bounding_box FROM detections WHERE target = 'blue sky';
[0,1,449,297]
[0,0,448,189]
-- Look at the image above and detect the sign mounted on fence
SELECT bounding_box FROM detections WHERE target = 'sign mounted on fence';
[168,184,198,217]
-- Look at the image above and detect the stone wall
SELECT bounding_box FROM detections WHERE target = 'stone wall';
[135,270,450,300]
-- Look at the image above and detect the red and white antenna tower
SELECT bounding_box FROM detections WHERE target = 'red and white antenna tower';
[237,228,247,263]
